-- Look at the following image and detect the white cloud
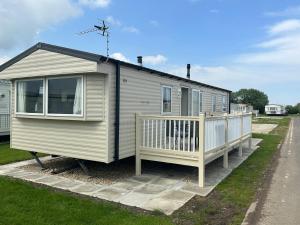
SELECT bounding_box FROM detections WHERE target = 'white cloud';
[110,52,130,62]
[265,5,300,17]
[122,26,140,34]
[0,0,82,50]
[268,19,300,35]
[106,16,121,26]
[0,56,10,65]
[236,19,300,65]
[143,54,167,65]
[149,20,159,27]
[78,0,110,8]
[106,16,140,34]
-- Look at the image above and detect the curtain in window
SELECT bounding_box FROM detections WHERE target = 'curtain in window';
[17,81,26,112]
[73,78,82,115]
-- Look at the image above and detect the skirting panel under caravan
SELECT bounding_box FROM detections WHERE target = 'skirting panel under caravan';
[11,118,108,162]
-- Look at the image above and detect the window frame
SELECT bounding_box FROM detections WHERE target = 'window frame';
[15,78,45,116]
[46,75,84,117]
[191,89,203,116]
[15,75,84,118]
[161,85,172,114]
[222,95,227,112]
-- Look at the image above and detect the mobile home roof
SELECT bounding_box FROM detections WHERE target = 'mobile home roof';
[0,42,231,93]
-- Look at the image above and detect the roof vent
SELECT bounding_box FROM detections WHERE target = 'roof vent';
[137,56,143,66]
[187,64,191,79]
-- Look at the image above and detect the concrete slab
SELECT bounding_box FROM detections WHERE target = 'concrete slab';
[142,198,185,215]
[159,190,194,202]
[135,184,166,195]
[35,175,65,185]
[119,192,154,207]
[72,184,103,194]
[5,170,33,179]
[181,182,214,196]
[93,188,128,201]
[111,179,143,191]
[252,124,277,134]
[150,177,181,186]
[22,173,46,181]
[52,179,83,190]
[130,174,158,183]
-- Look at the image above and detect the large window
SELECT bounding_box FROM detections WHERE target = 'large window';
[16,76,83,116]
[212,95,217,112]
[47,77,82,115]
[16,79,44,114]
[192,90,203,116]
[222,95,227,112]
[162,86,172,113]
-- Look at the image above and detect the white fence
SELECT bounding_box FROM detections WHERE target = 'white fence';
[0,113,10,133]
[136,113,252,187]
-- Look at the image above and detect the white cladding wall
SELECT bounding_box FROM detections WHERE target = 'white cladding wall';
[0,50,97,79]
[0,82,10,114]
[113,67,229,161]
[10,74,109,162]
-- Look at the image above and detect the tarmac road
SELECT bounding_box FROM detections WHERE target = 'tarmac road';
[256,117,300,225]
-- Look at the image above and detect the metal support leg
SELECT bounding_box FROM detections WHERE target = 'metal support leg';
[30,152,46,169]
[223,150,228,169]
[136,156,141,176]
[248,137,252,150]
[77,160,89,176]
[239,143,243,157]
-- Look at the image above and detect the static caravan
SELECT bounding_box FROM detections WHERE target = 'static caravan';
[0,80,10,136]
[0,42,232,164]
[265,104,286,115]
[230,103,253,114]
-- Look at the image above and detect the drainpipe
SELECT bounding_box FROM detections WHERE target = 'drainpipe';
[114,61,120,161]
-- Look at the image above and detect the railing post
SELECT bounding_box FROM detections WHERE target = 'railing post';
[223,114,229,169]
[239,113,243,157]
[135,113,142,176]
[198,114,205,188]
[248,113,252,150]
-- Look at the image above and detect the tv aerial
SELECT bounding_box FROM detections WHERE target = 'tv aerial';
[78,20,110,61]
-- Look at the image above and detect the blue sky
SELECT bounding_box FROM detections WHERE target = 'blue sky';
[1,0,300,105]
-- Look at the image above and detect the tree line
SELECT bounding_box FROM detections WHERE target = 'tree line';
[230,88,269,113]
[285,104,300,114]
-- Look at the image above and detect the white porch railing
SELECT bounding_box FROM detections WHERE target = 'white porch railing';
[135,113,252,187]
[0,113,10,133]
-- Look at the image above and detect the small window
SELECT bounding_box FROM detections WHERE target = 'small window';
[162,86,172,113]
[212,95,217,112]
[47,77,83,115]
[222,95,227,112]
[192,90,203,116]
[16,79,44,114]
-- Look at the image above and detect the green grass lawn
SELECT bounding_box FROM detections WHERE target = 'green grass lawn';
[0,117,291,225]
[0,143,41,165]
[0,177,172,225]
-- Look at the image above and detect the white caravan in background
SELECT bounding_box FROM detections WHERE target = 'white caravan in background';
[265,104,286,115]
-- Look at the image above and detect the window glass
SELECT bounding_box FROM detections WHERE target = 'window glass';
[212,95,217,112]
[162,86,171,113]
[48,77,82,115]
[17,80,43,114]
[222,96,227,112]
[192,90,200,116]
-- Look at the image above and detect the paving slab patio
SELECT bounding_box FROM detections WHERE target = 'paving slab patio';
[252,123,278,134]
[0,138,262,215]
